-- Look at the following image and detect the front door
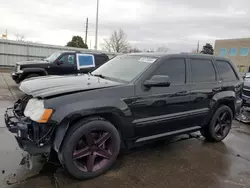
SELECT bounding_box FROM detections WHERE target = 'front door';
[47,53,77,75]
[131,57,193,138]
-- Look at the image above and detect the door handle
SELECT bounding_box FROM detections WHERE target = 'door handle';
[213,87,222,92]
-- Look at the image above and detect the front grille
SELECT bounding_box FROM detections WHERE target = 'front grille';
[28,122,54,144]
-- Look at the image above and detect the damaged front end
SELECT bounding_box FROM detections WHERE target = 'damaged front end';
[236,106,250,123]
[4,95,56,155]
[236,85,250,124]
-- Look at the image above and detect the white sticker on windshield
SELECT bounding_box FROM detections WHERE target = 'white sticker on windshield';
[139,57,157,63]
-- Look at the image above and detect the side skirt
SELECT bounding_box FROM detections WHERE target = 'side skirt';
[135,126,201,143]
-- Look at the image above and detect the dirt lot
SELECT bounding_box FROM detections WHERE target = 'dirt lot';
[0,72,250,188]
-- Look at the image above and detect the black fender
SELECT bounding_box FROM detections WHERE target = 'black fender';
[204,91,236,124]
[20,68,48,80]
[50,98,133,153]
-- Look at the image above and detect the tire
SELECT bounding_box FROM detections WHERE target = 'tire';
[201,105,233,142]
[200,129,209,138]
[61,117,121,180]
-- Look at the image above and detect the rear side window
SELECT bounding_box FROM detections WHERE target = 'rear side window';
[190,59,216,83]
[215,60,238,81]
[152,58,186,85]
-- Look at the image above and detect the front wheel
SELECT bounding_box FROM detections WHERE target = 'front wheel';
[61,117,121,180]
[201,105,233,142]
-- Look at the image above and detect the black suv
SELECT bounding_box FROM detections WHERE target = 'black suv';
[11,51,110,84]
[5,53,242,179]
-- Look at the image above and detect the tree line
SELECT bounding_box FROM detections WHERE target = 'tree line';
[66,29,214,55]
[66,29,169,53]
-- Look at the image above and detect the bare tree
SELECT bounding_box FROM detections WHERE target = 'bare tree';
[102,29,130,53]
[128,47,142,53]
[15,33,25,41]
[156,46,169,52]
[102,38,112,52]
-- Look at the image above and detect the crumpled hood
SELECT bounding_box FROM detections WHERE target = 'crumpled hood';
[19,74,123,98]
[17,60,49,65]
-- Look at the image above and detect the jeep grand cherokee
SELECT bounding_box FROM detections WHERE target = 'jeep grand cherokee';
[5,53,243,179]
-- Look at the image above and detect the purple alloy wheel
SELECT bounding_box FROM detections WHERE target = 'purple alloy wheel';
[214,111,231,138]
[73,131,113,172]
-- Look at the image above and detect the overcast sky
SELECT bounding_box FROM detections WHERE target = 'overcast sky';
[1,0,250,52]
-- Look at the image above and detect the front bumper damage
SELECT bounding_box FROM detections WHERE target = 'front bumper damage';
[236,94,250,123]
[236,106,250,123]
[5,101,54,155]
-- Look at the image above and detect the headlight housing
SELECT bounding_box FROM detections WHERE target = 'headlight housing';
[24,98,53,123]
[16,64,23,73]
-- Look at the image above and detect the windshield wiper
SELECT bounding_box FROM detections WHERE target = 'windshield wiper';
[90,73,127,83]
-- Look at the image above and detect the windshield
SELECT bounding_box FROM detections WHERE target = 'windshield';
[92,55,158,82]
[45,52,62,62]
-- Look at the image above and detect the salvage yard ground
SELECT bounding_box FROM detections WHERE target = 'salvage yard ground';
[0,72,250,188]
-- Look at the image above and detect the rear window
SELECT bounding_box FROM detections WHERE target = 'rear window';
[215,60,238,81]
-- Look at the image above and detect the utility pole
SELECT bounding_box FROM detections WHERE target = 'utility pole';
[197,40,199,53]
[85,17,88,45]
[5,29,7,39]
[95,0,99,50]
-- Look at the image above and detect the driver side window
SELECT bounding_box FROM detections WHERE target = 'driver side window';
[151,58,186,85]
[58,54,75,65]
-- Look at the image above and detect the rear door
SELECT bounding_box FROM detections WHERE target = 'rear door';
[188,56,221,126]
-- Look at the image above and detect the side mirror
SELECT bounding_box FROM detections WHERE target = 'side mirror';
[144,75,171,87]
[56,60,63,65]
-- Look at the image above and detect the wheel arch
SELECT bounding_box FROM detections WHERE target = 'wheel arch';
[205,92,236,125]
[21,68,48,80]
[53,111,133,155]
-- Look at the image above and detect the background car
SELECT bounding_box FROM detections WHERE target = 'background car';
[11,51,110,84]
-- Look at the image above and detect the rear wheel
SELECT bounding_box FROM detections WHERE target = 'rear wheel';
[61,117,120,180]
[201,105,233,142]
